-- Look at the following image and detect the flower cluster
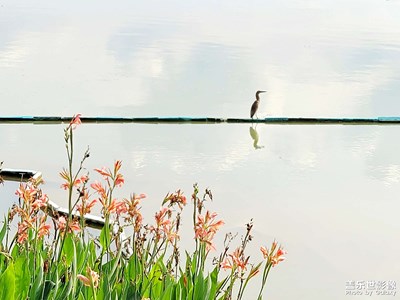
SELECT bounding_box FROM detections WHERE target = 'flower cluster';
[60,170,88,191]
[163,189,187,210]
[194,211,224,251]
[56,216,81,233]
[76,189,97,216]
[90,160,126,218]
[12,178,51,244]
[221,247,249,273]
[149,207,178,243]
[260,241,287,267]
[94,160,124,187]
[120,193,146,231]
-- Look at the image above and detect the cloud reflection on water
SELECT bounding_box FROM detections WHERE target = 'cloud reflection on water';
[1,1,400,298]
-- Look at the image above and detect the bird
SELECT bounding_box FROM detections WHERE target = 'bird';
[250,90,266,119]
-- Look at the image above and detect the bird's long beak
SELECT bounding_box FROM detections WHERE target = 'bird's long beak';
[260,90,266,93]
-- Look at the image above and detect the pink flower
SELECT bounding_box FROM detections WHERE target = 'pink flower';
[91,181,106,196]
[100,198,124,215]
[163,190,187,209]
[57,216,67,231]
[114,160,122,174]
[74,175,89,186]
[16,214,37,244]
[38,220,51,238]
[69,114,82,130]
[69,221,81,232]
[260,241,287,267]
[17,230,28,244]
[60,170,88,190]
[155,207,171,227]
[163,223,179,243]
[77,267,99,288]
[115,200,127,215]
[77,198,97,215]
[221,247,249,272]
[124,194,145,215]
[57,216,81,233]
[17,220,31,244]
[194,211,224,251]
[59,169,71,190]
[114,173,124,187]
[95,161,124,187]
[272,248,287,266]
[110,194,146,232]
[15,183,37,203]
[32,194,48,210]
[94,167,111,179]
[149,207,178,242]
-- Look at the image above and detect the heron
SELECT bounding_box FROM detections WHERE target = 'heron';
[250,90,266,119]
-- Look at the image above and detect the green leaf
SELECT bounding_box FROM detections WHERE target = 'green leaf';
[127,253,142,283]
[206,266,219,300]
[100,267,112,299]
[88,240,97,266]
[141,273,155,298]
[147,261,162,299]
[193,270,205,300]
[0,216,7,245]
[124,285,141,300]
[0,261,15,298]
[42,280,56,299]
[108,243,122,282]
[160,283,173,300]
[172,283,182,300]
[71,234,78,297]
[99,225,111,251]
[178,268,190,298]
[187,286,194,300]
[58,235,77,300]
[76,238,87,273]
[14,255,30,299]
[97,278,105,300]
[77,291,85,300]
[50,267,60,299]
[11,244,19,259]
[30,254,44,299]
[63,233,75,265]
[189,251,197,276]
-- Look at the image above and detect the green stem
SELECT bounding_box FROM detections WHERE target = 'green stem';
[192,193,198,253]
[223,268,236,300]
[67,128,74,224]
[257,263,272,300]
[237,276,245,300]
[57,128,73,264]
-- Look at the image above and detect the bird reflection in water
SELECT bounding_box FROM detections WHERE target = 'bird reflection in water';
[249,125,264,149]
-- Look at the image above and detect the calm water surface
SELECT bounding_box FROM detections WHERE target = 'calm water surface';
[1,0,400,299]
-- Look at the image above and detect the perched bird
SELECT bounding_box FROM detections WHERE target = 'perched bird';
[250,90,266,119]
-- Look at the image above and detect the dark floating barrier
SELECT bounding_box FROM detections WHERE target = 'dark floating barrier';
[1,116,400,125]
[0,169,38,181]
